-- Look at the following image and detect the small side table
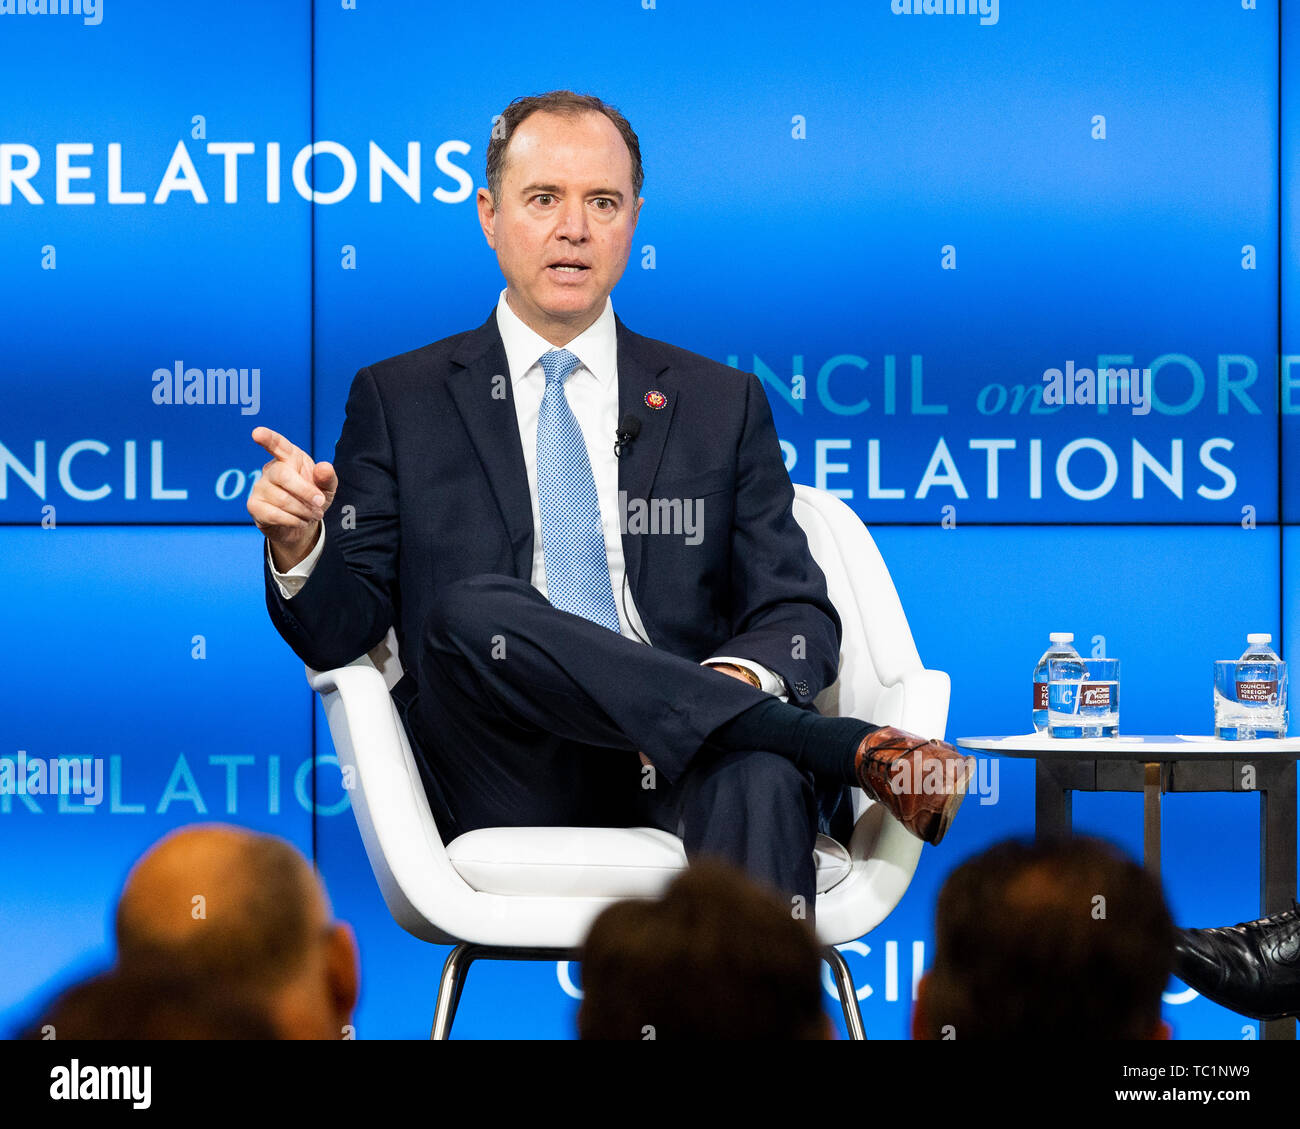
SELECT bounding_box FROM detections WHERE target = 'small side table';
[956,734,1300,1041]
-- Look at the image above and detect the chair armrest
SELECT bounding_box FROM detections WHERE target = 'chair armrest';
[846,663,951,832]
[307,653,389,698]
[891,667,952,741]
[821,666,948,940]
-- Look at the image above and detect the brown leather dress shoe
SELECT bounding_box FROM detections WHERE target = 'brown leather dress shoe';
[854,726,974,845]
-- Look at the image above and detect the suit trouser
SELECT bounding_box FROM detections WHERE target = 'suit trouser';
[407,574,848,910]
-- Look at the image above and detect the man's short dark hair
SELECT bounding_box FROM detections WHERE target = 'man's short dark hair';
[920,836,1176,1039]
[578,861,826,1040]
[486,90,644,205]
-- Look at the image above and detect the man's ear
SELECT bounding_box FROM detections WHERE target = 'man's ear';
[477,187,497,249]
[325,922,360,1027]
[632,196,644,231]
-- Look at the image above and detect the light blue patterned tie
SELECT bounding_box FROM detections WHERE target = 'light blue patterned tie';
[536,348,621,632]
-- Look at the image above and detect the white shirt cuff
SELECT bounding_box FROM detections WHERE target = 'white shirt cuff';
[703,656,789,702]
[268,524,326,600]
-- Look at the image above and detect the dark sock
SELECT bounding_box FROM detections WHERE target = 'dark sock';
[707,698,876,786]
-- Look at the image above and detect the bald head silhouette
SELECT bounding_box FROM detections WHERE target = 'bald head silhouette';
[115,825,358,1039]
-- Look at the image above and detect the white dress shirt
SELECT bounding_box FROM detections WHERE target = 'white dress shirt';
[496,290,647,640]
[269,290,786,697]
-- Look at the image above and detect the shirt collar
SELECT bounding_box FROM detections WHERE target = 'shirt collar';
[495,289,617,390]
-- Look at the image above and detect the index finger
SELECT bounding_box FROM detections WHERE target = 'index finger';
[252,426,302,463]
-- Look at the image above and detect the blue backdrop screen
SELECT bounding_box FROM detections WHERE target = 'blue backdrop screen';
[0,0,1294,1040]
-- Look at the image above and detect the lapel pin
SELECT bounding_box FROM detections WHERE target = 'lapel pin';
[644,390,667,410]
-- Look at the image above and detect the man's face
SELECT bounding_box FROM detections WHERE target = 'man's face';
[478,110,643,344]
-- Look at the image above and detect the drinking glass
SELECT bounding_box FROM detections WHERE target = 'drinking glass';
[1049,658,1119,738]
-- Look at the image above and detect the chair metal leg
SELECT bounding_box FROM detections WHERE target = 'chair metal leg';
[824,945,867,1040]
[431,945,576,1039]
[436,943,866,1038]
[431,943,480,1040]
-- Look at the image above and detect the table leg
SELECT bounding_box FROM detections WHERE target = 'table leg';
[1143,762,1162,877]
[1035,761,1072,840]
[1260,760,1297,1042]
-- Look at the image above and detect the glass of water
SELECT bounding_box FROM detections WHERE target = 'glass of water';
[1048,658,1120,738]
[1214,660,1288,739]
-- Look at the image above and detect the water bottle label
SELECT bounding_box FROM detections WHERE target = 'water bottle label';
[1237,680,1279,703]
[1080,683,1112,708]
[1034,683,1048,709]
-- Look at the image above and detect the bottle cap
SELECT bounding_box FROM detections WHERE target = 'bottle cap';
[1049,632,1074,643]
[1247,633,1272,644]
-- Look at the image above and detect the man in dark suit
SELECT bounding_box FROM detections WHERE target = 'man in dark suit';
[249,91,969,913]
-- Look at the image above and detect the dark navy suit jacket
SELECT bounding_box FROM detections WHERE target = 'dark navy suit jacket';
[264,313,841,715]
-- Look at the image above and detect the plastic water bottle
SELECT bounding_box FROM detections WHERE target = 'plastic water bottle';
[1239,633,1281,668]
[1236,634,1286,737]
[1033,633,1081,733]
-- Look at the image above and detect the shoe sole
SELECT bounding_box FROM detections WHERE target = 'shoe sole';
[923,754,975,847]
